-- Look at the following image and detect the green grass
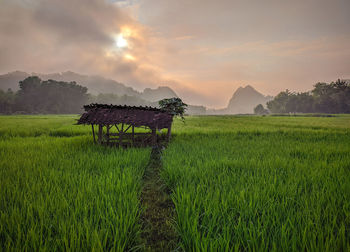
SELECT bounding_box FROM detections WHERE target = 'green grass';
[1,114,350,251]
[0,115,150,251]
[163,115,350,251]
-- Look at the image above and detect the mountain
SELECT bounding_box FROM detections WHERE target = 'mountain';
[0,71,182,102]
[0,71,30,91]
[225,85,272,114]
[141,86,178,102]
[0,71,141,96]
[35,71,141,97]
[207,85,272,114]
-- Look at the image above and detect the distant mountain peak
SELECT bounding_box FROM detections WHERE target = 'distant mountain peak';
[226,85,272,114]
[244,84,255,90]
[142,86,178,102]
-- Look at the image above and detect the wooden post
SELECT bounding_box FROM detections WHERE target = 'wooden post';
[106,125,110,145]
[132,125,135,146]
[152,128,157,146]
[98,124,103,144]
[119,123,124,147]
[167,124,172,142]
[91,124,96,143]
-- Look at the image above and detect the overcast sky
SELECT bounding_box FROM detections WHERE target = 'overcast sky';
[1,0,349,107]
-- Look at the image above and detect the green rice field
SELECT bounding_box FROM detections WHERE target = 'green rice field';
[1,115,350,251]
[0,115,150,251]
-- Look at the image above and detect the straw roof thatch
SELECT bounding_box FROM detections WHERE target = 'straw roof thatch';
[77,104,173,129]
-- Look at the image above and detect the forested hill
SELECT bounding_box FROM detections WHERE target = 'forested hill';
[266,79,350,114]
[0,74,206,115]
[0,76,88,114]
[0,71,178,101]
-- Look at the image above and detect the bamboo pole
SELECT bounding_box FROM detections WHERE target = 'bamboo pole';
[124,124,132,133]
[115,124,120,132]
[98,124,103,144]
[132,125,135,146]
[91,124,96,143]
[167,124,172,142]
[119,123,124,147]
[106,125,110,145]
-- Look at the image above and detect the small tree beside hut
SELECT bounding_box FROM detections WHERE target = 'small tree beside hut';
[158,97,188,121]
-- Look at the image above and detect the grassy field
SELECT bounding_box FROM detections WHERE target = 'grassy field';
[0,115,150,251]
[0,115,350,251]
[163,115,350,251]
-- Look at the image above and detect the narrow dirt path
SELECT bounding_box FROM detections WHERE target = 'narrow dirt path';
[140,145,178,251]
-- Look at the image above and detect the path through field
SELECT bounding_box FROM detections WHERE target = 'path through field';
[140,145,178,251]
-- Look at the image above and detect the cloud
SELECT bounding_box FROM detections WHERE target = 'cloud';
[0,0,349,107]
[0,0,170,90]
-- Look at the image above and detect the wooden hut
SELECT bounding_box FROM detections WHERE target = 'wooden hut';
[77,104,173,147]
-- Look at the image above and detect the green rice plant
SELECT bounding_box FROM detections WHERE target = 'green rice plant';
[0,115,87,139]
[0,116,150,251]
[162,115,350,251]
[1,114,350,251]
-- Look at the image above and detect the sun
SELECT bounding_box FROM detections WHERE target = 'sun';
[116,34,128,48]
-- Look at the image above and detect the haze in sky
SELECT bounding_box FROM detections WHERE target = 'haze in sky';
[0,0,349,107]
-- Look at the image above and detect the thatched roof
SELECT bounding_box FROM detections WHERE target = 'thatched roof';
[77,104,173,129]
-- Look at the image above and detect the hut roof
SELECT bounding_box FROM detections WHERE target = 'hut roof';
[77,103,173,129]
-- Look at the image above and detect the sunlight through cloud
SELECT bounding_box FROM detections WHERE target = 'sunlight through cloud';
[116,34,128,48]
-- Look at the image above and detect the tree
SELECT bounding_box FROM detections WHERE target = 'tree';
[254,104,268,115]
[313,79,350,113]
[0,89,16,114]
[267,79,349,114]
[16,76,88,113]
[267,90,291,113]
[159,97,188,121]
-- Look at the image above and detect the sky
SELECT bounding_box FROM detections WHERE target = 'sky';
[0,0,349,108]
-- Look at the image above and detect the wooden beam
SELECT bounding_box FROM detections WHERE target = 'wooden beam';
[167,124,172,142]
[98,124,103,144]
[91,124,96,143]
[132,125,135,146]
[124,124,132,133]
[108,132,151,136]
[119,124,124,147]
[115,124,120,132]
[106,125,110,145]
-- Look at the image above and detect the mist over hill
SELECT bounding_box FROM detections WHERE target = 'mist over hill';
[142,87,178,102]
[0,71,274,115]
[208,85,273,114]
[226,85,273,114]
[0,71,178,101]
[0,71,205,114]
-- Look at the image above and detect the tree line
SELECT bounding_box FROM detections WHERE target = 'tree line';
[256,79,350,114]
[0,76,88,114]
[0,76,164,114]
[1,77,349,115]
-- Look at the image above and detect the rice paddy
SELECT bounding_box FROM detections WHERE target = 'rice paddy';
[0,115,349,251]
[163,116,350,251]
[0,115,150,251]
